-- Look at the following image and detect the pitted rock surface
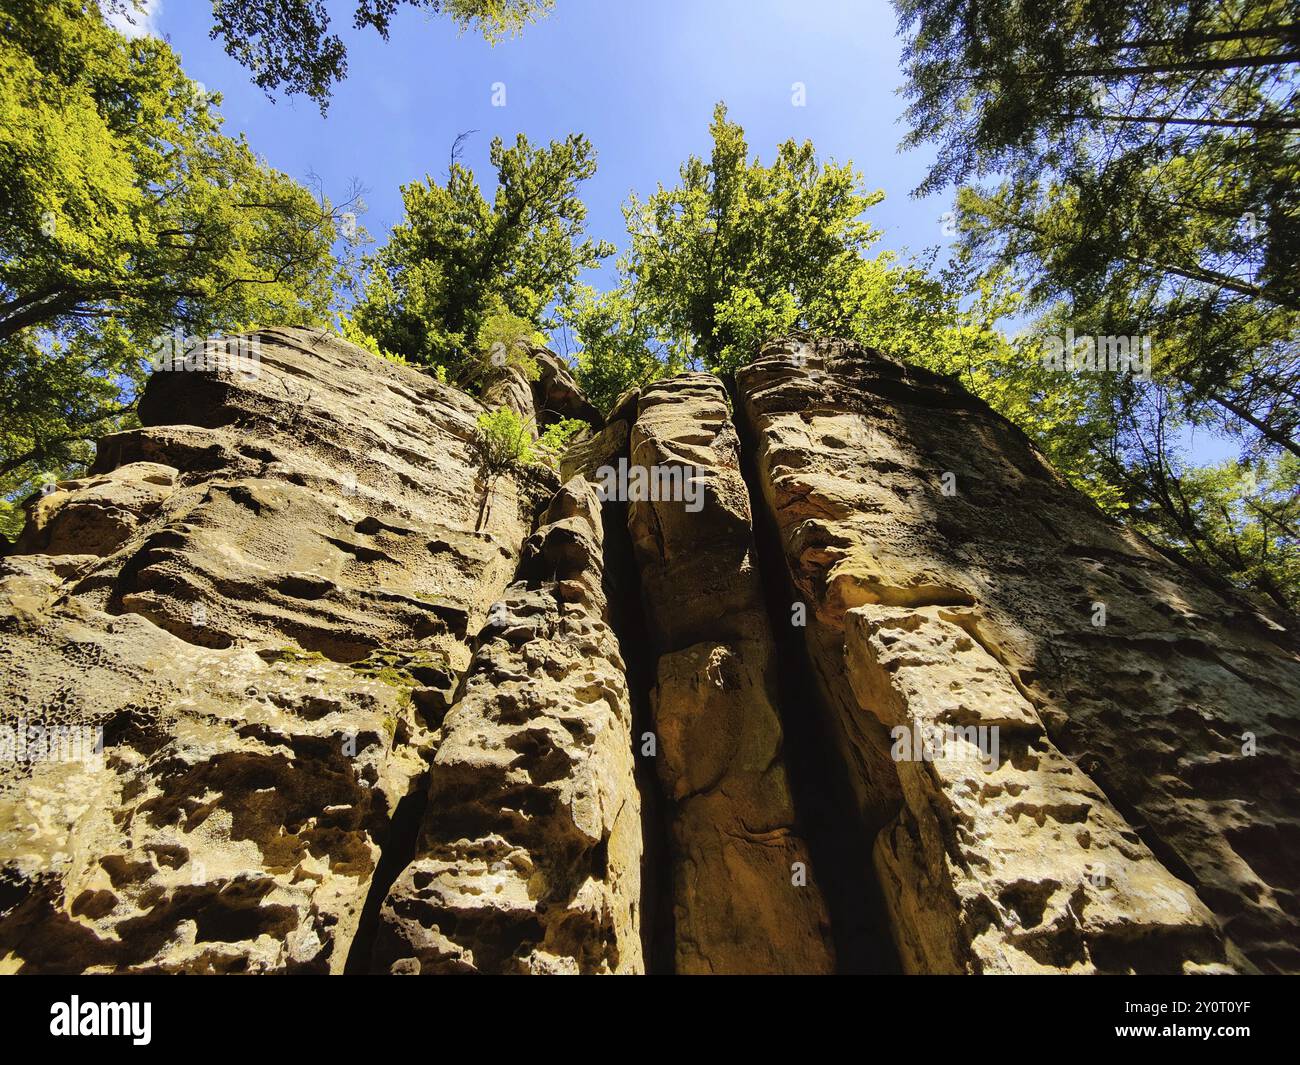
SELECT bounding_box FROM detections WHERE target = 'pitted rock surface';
[737,336,1300,973]
[0,328,545,972]
[3,329,1297,975]
[373,478,643,974]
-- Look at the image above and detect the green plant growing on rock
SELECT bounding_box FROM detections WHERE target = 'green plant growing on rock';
[472,311,543,384]
[469,407,585,527]
[470,406,533,529]
[472,407,535,472]
[535,417,587,468]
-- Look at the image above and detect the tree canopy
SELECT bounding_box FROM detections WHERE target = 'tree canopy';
[564,104,1021,410]
[0,0,345,534]
[348,132,612,384]
[110,0,554,111]
[895,0,1300,611]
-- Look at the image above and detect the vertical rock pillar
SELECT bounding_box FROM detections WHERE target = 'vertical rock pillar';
[735,336,1300,973]
[625,373,834,974]
[374,478,644,973]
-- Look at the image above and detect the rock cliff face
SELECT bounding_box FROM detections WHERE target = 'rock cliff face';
[625,374,833,974]
[0,327,541,973]
[737,337,1300,974]
[1,329,1296,974]
[373,477,643,974]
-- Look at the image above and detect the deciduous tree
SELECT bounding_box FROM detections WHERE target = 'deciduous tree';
[350,132,611,384]
[0,0,345,534]
[176,0,554,111]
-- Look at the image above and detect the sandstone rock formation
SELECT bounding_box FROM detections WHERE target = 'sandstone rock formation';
[626,374,834,974]
[14,463,177,557]
[373,477,643,974]
[737,336,1300,974]
[2,328,1297,975]
[847,604,1224,974]
[0,327,553,972]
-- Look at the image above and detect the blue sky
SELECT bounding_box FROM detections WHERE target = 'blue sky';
[136,0,951,290]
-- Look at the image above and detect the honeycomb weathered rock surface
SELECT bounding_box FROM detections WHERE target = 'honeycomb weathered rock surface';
[3,329,1296,975]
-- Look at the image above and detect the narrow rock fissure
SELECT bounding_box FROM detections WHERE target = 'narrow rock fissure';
[595,491,676,974]
[729,377,902,974]
[344,782,429,974]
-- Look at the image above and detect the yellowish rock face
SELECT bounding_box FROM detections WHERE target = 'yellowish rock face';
[2,330,1296,975]
[738,336,1300,974]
